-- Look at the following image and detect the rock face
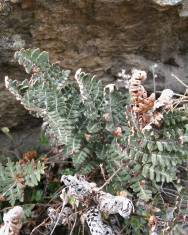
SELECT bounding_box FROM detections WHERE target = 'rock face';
[153,0,182,6]
[0,0,188,128]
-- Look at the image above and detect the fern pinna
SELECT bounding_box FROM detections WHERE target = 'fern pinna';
[5,49,188,220]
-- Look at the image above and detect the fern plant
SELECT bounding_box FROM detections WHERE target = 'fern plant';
[5,48,188,233]
[0,159,45,205]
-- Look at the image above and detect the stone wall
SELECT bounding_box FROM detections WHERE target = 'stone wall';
[0,0,188,128]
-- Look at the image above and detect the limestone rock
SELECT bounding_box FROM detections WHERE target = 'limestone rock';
[179,0,188,17]
[153,0,182,6]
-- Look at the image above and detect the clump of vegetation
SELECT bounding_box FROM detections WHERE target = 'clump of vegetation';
[0,48,188,234]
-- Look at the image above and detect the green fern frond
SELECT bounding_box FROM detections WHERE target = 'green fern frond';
[0,159,45,205]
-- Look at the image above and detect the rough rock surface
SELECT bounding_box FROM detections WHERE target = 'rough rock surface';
[153,0,182,6]
[0,126,49,160]
[0,0,188,128]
